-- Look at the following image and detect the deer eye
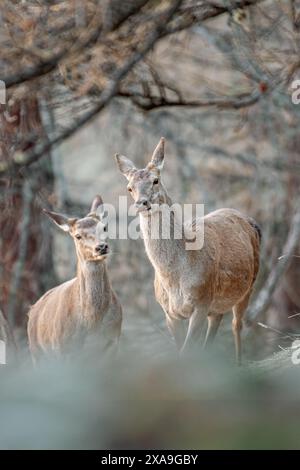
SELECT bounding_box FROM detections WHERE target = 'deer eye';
[103,225,107,232]
[75,234,82,240]
[128,187,132,192]
[153,178,159,185]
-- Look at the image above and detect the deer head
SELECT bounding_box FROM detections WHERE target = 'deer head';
[44,195,109,262]
[115,137,169,213]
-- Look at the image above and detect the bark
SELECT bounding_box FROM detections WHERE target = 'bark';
[0,98,57,333]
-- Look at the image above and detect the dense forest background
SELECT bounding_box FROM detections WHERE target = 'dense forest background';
[1,0,300,450]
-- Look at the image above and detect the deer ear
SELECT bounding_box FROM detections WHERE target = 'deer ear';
[43,209,76,232]
[88,194,105,219]
[149,137,165,171]
[90,195,103,214]
[115,153,136,180]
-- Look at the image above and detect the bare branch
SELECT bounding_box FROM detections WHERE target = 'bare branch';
[2,1,150,89]
[3,26,101,89]
[119,89,261,111]
[166,0,267,34]
[0,0,184,176]
[247,207,300,323]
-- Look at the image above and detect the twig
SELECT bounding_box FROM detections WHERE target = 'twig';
[121,89,261,111]
[257,321,298,341]
[288,312,300,319]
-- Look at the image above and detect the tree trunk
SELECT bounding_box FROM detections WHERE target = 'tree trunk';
[0,98,57,338]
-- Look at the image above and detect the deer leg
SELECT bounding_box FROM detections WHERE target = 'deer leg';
[232,293,251,365]
[166,315,186,350]
[203,314,223,349]
[180,308,208,354]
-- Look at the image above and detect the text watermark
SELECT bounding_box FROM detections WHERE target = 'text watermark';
[0,340,6,365]
[94,198,205,251]
[0,80,6,105]
[291,339,300,365]
[291,79,300,104]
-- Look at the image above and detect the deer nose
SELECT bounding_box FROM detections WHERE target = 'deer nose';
[135,199,150,210]
[95,243,108,255]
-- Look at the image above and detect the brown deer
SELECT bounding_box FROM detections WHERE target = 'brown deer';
[27,196,122,360]
[116,138,261,363]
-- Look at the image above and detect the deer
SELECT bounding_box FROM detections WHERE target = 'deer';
[27,195,122,361]
[115,138,261,364]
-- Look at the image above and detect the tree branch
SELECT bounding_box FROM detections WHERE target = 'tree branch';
[0,0,184,176]
[247,207,300,323]
[165,0,267,34]
[2,1,150,89]
[119,89,261,111]
[2,0,266,89]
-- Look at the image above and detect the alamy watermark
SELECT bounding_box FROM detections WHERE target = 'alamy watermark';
[97,198,205,250]
[291,339,300,365]
[291,79,300,104]
[0,80,6,105]
[0,340,6,365]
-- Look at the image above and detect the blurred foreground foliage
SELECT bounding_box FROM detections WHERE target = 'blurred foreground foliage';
[0,344,299,450]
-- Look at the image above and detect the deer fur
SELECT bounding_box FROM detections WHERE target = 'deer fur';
[116,138,261,363]
[27,196,122,360]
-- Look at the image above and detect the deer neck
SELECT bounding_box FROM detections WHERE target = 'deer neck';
[77,259,111,323]
[139,195,186,278]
